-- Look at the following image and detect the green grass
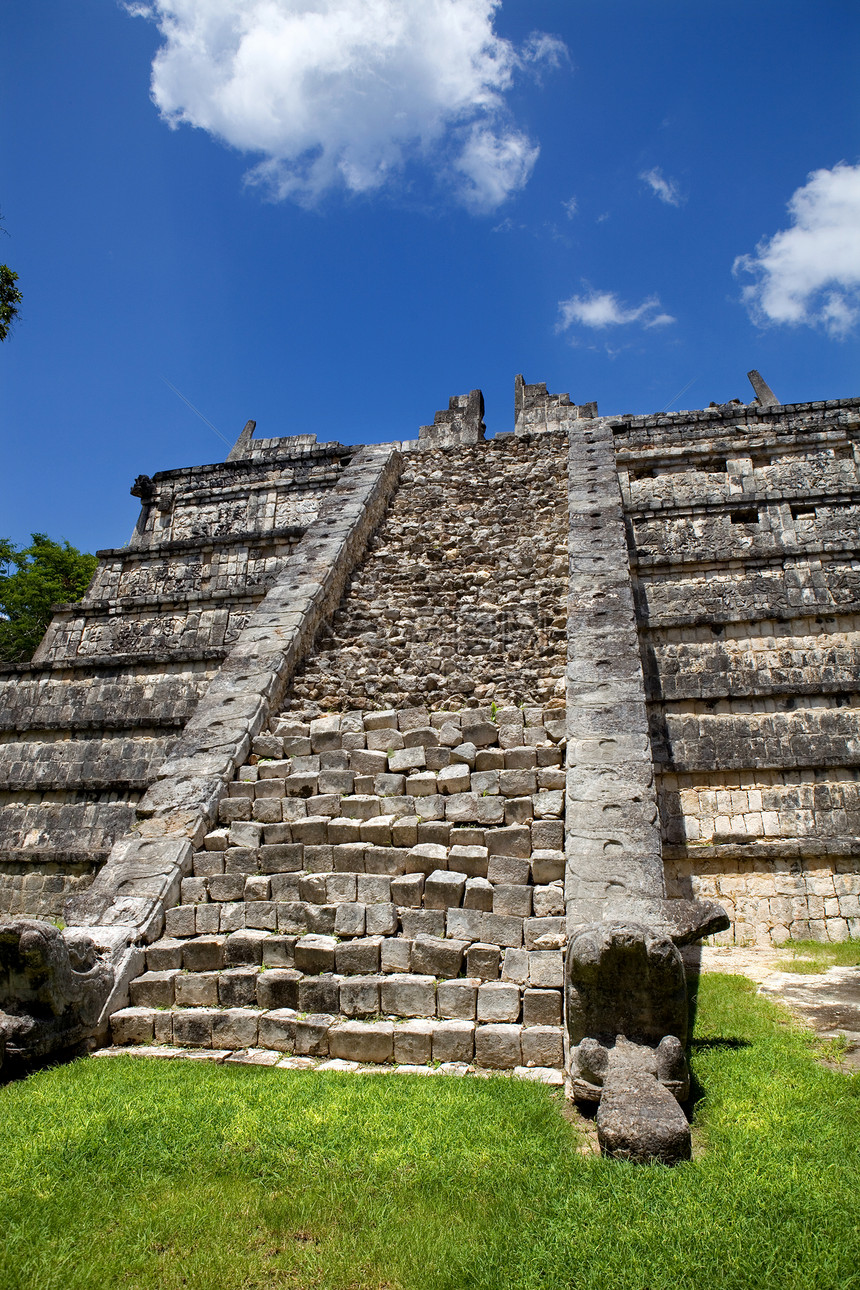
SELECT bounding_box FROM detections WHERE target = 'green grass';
[776,937,860,974]
[1,975,858,1290]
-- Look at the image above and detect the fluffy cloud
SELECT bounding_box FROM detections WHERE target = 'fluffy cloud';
[734,162,860,338]
[640,167,682,206]
[128,0,563,210]
[558,289,675,332]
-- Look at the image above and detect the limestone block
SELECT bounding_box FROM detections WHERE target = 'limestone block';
[437,764,471,794]
[531,821,564,850]
[294,934,337,974]
[432,1020,475,1063]
[475,1023,521,1068]
[381,938,411,973]
[523,988,562,1027]
[365,903,398,936]
[436,978,479,1020]
[488,826,531,858]
[209,874,245,902]
[211,1008,259,1049]
[411,935,467,978]
[521,1026,563,1068]
[245,903,278,931]
[461,720,498,748]
[229,821,262,849]
[528,951,563,988]
[450,742,478,768]
[471,771,499,796]
[381,973,435,1017]
[524,917,565,950]
[532,884,564,917]
[329,1021,394,1064]
[482,914,523,948]
[298,975,339,1014]
[181,877,208,904]
[493,885,533,918]
[262,935,297,968]
[394,1019,433,1064]
[259,1008,298,1053]
[504,747,536,769]
[474,796,506,825]
[464,877,493,911]
[130,970,178,1008]
[424,870,466,909]
[339,975,381,1017]
[335,937,382,974]
[366,728,404,752]
[146,937,184,971]
[399,909,445,939]
[305,905,336,936]
[466,943,500,980]
[165,905,196,938]
[409,842,448,874]
[487,855,531,885]
[257,968,301,1010]
[244,875,272,902]
[445,907,484,941]
[335,903,366,938]
[477,983,521,1023]
[111,1007,155,1046]
[175,972,218,1007]
[173,1008,214,1047]
[292,816,329,845]
[445,793,480,823]
[501,948,529,984]
[350,750,388,776]
[224,848,258,876]
[500,770,537,798]
[218,967,258,1007]
[389,747,426,774]
[391,873,424,907]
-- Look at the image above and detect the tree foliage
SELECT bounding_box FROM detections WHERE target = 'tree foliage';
[0,264,22,341]
[0,535,97,663]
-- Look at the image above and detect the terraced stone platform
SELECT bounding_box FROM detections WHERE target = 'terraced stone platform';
[111,702,568,1068]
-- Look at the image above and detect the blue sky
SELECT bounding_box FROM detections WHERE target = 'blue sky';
[2,1,858,554]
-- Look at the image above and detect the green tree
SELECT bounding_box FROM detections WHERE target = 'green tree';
[0,264,21,341]
[0,535,97,663]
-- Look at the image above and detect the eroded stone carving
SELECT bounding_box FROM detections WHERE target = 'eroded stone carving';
[565,921,695,1162]
[0,920,114,1076]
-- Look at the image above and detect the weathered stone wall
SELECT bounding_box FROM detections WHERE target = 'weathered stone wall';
[3,379,859,959]
[289,430,569,713]
[0,432,355,917]
[615,393,860,943]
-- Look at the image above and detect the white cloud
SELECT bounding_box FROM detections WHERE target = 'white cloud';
[127,0,563,210]
[562,195,577,218]
[733,162,860,338]
[640,167,682,206]
[558,289,675,332]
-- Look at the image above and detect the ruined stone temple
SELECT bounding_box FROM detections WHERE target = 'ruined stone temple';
[1,373,858,1157]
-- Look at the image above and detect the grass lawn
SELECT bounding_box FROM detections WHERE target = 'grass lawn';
[776,938,860,973]
[1,974,858,1290]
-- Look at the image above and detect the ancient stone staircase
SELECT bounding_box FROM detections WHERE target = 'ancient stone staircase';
[110,702,568,1071]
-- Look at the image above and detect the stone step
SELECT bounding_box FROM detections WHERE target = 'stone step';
[160,896,566,948]
[129,965,562,1021]
[139,931,564,986]
[110,1006,564,1070]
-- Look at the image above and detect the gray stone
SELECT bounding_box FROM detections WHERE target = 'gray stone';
[475,1023,521,1068]
[411,935,467,978]
[329,1021,394,1064]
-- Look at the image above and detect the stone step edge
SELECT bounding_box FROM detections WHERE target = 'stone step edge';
[92,1045,564,1083]
[110,1008,565,1069]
